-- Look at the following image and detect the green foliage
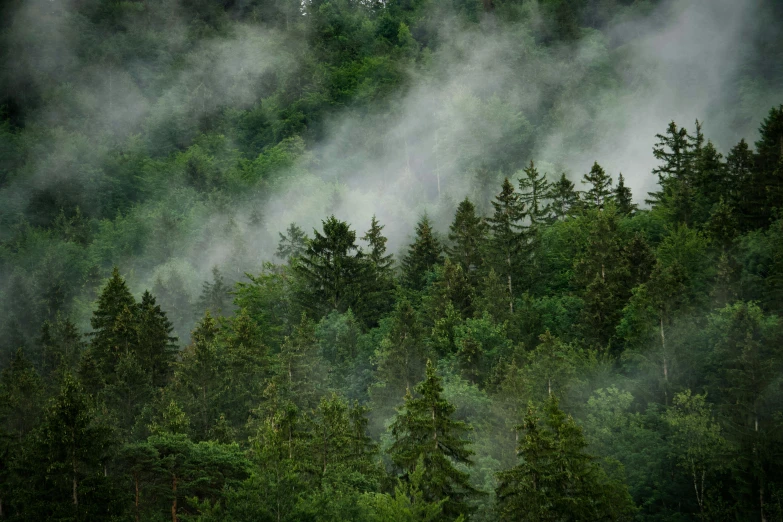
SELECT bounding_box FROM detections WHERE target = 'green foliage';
[496,396,635,522]
[389,360,478,520]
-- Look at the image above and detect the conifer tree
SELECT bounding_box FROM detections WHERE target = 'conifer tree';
[276,313,327,412]
[582,161,613,210]
[389,360,476,520]
[276,222,309,263]
[22,374,120,520]
[613,173,636,216]
[496,396,634,521]
[726,139,755,228]
[446,198,487,284]
[359,215,396,326]
[196,267,231,318]
[90,267,136,377]
[648,121,695,224]
[401,215,444,292]
[752,105,783,227]
[548,173,579,221]
[296,216,365,317]
[137,290,178,387]
[374,299,428,395]
[518,161,551,225]
[486,179,525,314]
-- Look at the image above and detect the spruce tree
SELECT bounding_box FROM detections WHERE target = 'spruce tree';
[389,360,476,520]
[401,215,444,292]
[137,290,178,387]
[496,396,634,521]
[613,173,636,216]
[548,173,579,221]
[486,179,525,314]
[359,215,396,326]
[296,216,365,317]
[276,222,309,263]
[518,161,551,225]
[752,105,783,227]
[446,198,487,284]
[196,267,231,318]
[374,298,428,396]
[89,267,136,377]
[582,161,613,210]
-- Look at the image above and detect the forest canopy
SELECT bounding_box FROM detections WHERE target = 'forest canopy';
[1,0,783,520]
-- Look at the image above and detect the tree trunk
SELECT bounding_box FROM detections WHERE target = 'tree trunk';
[135,473,140,522]
[171,475,178,522]
[660,315,668,405]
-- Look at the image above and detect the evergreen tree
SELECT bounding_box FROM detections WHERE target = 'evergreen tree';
[495,396,635,522]
[374,298,428,397]
[137,290,178,387]
[196,266,231,318]
[547,173,579,221]
[752,105,783,227]
[19,374,121,520]
[581,161,613,210]
[486,179,525,314]
[613,173,636,216]
[296,216,365,317]
[89,267,136,377]
[276,222,309,263]
[359,215,396,326]
[446,198,487,284]
[518,161,551,225]
[401,215,444,292]
[648,121,695,224]
[389,360,477,520]
[726,138,755,229]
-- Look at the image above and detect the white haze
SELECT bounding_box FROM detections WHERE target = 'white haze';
[2,0,781,328]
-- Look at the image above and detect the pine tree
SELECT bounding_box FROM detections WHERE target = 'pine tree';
[137,290,178,387]
[648,121,696,224]
[374,298,428,396]
[518,161,551,225]
[401,215,444,292]
[486,179,525,314]
[359,215,396,326]
[496,396,634,521]
[89,267,136,377]
[548,173,579,221]
[582,161,613,210]
[446,198,487,284]
[196,267,231,318]
[752,105,783,227]
[613,173,636,216]
[276,222,309,263]
[389,360,477,519]
[726,139,755,229]
[22,374,120,520]
[296,216,365,317]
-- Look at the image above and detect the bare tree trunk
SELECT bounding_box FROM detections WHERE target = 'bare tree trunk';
[660,315,668,405]
[171,475,178,522]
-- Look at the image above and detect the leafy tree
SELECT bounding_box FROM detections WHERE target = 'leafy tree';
[664,390,731,518]
[389,360,477,520]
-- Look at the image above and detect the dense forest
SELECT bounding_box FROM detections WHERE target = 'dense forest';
[1,0,783,520]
